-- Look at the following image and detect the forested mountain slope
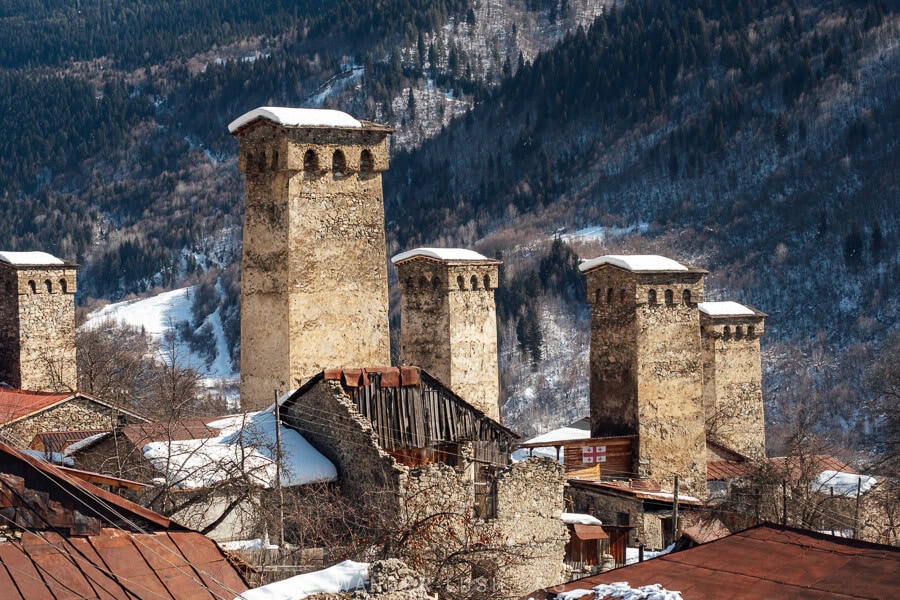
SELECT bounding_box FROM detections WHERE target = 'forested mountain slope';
[0,0,895,452]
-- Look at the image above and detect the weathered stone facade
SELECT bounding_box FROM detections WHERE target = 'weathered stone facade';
[0,396,143,448]
[584,263,708,498]
[0,260,77,392]
[234,117,393,411]
[281,378,567,598]
[700,309,767,458]
[394,253,502,420]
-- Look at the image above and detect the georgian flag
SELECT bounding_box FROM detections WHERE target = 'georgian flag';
[581,445,607,464]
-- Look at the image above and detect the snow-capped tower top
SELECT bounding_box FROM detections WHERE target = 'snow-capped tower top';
[228,107,364,133]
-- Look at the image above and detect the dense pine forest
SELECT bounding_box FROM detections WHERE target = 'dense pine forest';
[0,0,896,453]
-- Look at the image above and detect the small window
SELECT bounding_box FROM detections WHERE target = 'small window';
[418,275,429,288]
[483,274,491,290]
[620,289,626,302]
[723,326,732,340]
[606,288,614,304]
[595,289,603,303]
[735,326,744,339]
[59,279,67,294]
[257,150,267,171]
[44,280,52,293]
[332,149,347,176]
[457,275,465,290]
[405,277,414,290]
[360,149,375,173]
[665,289,674,305]
[683,289,692,305]
[647,289,657,304]
[304,149,318,172]
[432,277,442,290]
[272,150,280,169]
[748,325,756,337]
[246,151,254,168]
[470,275,479,289]
[28,280,36,294]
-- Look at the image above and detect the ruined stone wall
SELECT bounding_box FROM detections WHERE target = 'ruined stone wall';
[1,398,125,446]
[586,265,707,498]
[0,264,77,392]
[397,258,501,420]
[566,485,644,547]
[237,122,392,411]
[701,315,766,458]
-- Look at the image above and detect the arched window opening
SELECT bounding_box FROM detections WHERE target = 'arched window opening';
[665,289,674,305]
[606,288,614,304]
[683,289,692,305]
[723,326,732,340]
[470,275,479,289]
[620,289,626,302]
[432,277,442,290]
[418,276,429,288]
[647,289,657,305]
[595,289,603,304]
[457,275,465,290]
[304,149,318,172]
[483,274,491,290]
[405,277,414,290]
[59,279,67,294]
[44,280,52,293]
[735,326,744,340]
[360,149,375,173]
[28,280,36,294]
[272,150,280,169]
[246,151,254,169]
[748,325,756,337]
[257,150,267,171]
[700,326,706,336]
[332,149,347,176]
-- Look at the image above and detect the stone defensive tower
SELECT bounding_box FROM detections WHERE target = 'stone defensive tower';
[699,301,767,459]
[392,248,502,421]
[0,252,77,392]
[230,107,392,411]
[580,255,708,497]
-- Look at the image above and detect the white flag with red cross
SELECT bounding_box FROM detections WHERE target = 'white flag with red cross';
[581,445,607,464]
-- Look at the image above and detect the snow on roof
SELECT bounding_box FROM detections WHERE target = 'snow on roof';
[0,251,65,266]
[511,420,591,462]
[228,107,362,132]
[578,255,689,273]
[562,513,603,526]
[142,411,337,489]
[558,581,683,600]
[237,560,369,600]
[391,247,491,264]
[698,301,756,317]
[20,450,74,467]
[63,432,111,456]
[812,470,878,498]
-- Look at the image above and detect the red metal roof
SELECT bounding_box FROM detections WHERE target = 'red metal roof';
[528,524,900,599]
[121,417,222,447]
[708,455,859,481]
[0,390,71,425]
[0,528,249,599]
[29,429,108,452]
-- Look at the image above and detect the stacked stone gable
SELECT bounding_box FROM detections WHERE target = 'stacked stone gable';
[0,261,77,392]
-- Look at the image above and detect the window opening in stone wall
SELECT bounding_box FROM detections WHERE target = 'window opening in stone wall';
[257,150,267,171]
[683,289,692,305]
[272,150,279,169]
[647,289,657,304]
[457,275,465,290]
[432,277,442,290]
[748,325,755,337]
[28,280,36,294]
[474,465,498,519]
[304,149,318,172]
[595,289,603,303]
[607,288,614,304]
[735,326,744,339]
[724,326,731,340]
[44,280,52,293]
[665,289,674,305]
[59,279,67,294]
[470,275,479,289]
[483,274,491,289]
[246,151,254,169]
[360,149,374,173]
[418,276,428,288]
[620,289,626,302]
[332,149,347,176]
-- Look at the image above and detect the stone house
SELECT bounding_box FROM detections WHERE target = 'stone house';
[0,388,146,447]
[280,366,569,598]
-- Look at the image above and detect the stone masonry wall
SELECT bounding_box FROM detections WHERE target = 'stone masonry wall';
[2,398,127,447]
[397,258,501,420]
[701,314,766,458]
[237,121,392,411]
[0,263,77,392]
[585,265,707,498]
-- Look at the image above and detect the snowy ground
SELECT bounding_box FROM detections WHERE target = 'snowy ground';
[84,286,239,403]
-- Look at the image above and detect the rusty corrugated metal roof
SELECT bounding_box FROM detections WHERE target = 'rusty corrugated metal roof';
[0,528,249,599]
[0,390,71,425]
[29,429,107,452]
[708,455,859,481]
[527,524,900,599]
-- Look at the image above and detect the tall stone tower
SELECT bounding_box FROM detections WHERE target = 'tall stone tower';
[392,248,502,421]
[230,107,392,411]
[699,301,767,459]
[581,255,708,497]
[0,252,78,392]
